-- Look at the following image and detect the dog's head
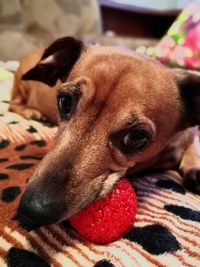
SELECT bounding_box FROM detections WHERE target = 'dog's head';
[17,37,200,229]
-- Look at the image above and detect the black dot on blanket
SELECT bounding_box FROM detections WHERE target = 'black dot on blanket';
[0,173,9,180]
[124,224,180,255]
[7,247,51,267]
[15,144,27,151]
[8,121,19,125]
[93,259,116,267]
[30,140,47,147]
[0,113,3,116]
[20,155,42,160]
[6,163,34,170]
[2,100,10,104]
[156,179,185,194]
[1,186,21,202]
[165,204,200,222]
[0,139,9,149]
[0,157,8,163]
[27,126,37,133]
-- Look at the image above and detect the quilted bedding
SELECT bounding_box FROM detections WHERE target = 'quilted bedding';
[0,74,200,267]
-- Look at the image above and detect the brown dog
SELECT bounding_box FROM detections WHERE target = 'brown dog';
[12,37,200,229]
[9,48,60,124]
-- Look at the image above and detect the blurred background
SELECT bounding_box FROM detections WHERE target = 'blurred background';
[0,0,200,61]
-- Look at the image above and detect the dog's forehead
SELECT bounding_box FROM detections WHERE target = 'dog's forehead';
[84,46,169,74]
[76,46,175,97]
[67,46,180,131]
[73,46,177,108]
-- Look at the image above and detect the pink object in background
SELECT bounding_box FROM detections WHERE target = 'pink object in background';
[145,3,200,70]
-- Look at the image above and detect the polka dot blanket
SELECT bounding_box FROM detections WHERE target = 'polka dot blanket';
[0,75,200,267]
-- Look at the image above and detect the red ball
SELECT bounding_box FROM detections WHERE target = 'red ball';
[69,179,137,244]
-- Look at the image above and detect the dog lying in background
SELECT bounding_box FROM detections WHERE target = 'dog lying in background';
[10,37,200,229]
[9,48,60,124]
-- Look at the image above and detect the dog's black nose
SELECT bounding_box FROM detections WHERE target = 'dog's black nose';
[16,188,65,230]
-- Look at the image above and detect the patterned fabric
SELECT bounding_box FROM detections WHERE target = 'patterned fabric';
[0,76,200,266]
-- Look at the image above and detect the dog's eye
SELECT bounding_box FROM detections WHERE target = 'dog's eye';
[122,129,150,153]
[57,94,73,117]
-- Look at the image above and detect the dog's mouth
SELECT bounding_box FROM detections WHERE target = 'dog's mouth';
[98,171,124,198]
[58,171,124,220]
[15,171,124,231]
[13,212,42,231]
[13,210,72,232]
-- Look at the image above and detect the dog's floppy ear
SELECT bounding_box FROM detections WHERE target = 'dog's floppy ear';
[22,37,84,86]
[174,68,200,126]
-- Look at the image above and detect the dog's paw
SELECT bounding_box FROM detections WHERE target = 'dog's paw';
[22,108,47,122]
[182,167,200,194]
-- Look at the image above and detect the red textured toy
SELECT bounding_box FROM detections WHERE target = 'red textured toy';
[69,179,137,244]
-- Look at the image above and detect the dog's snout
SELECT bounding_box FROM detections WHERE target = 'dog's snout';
[16,187,65,229]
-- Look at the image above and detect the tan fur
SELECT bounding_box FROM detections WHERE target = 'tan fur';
[13,43,200,227]
[9,48,60,123]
